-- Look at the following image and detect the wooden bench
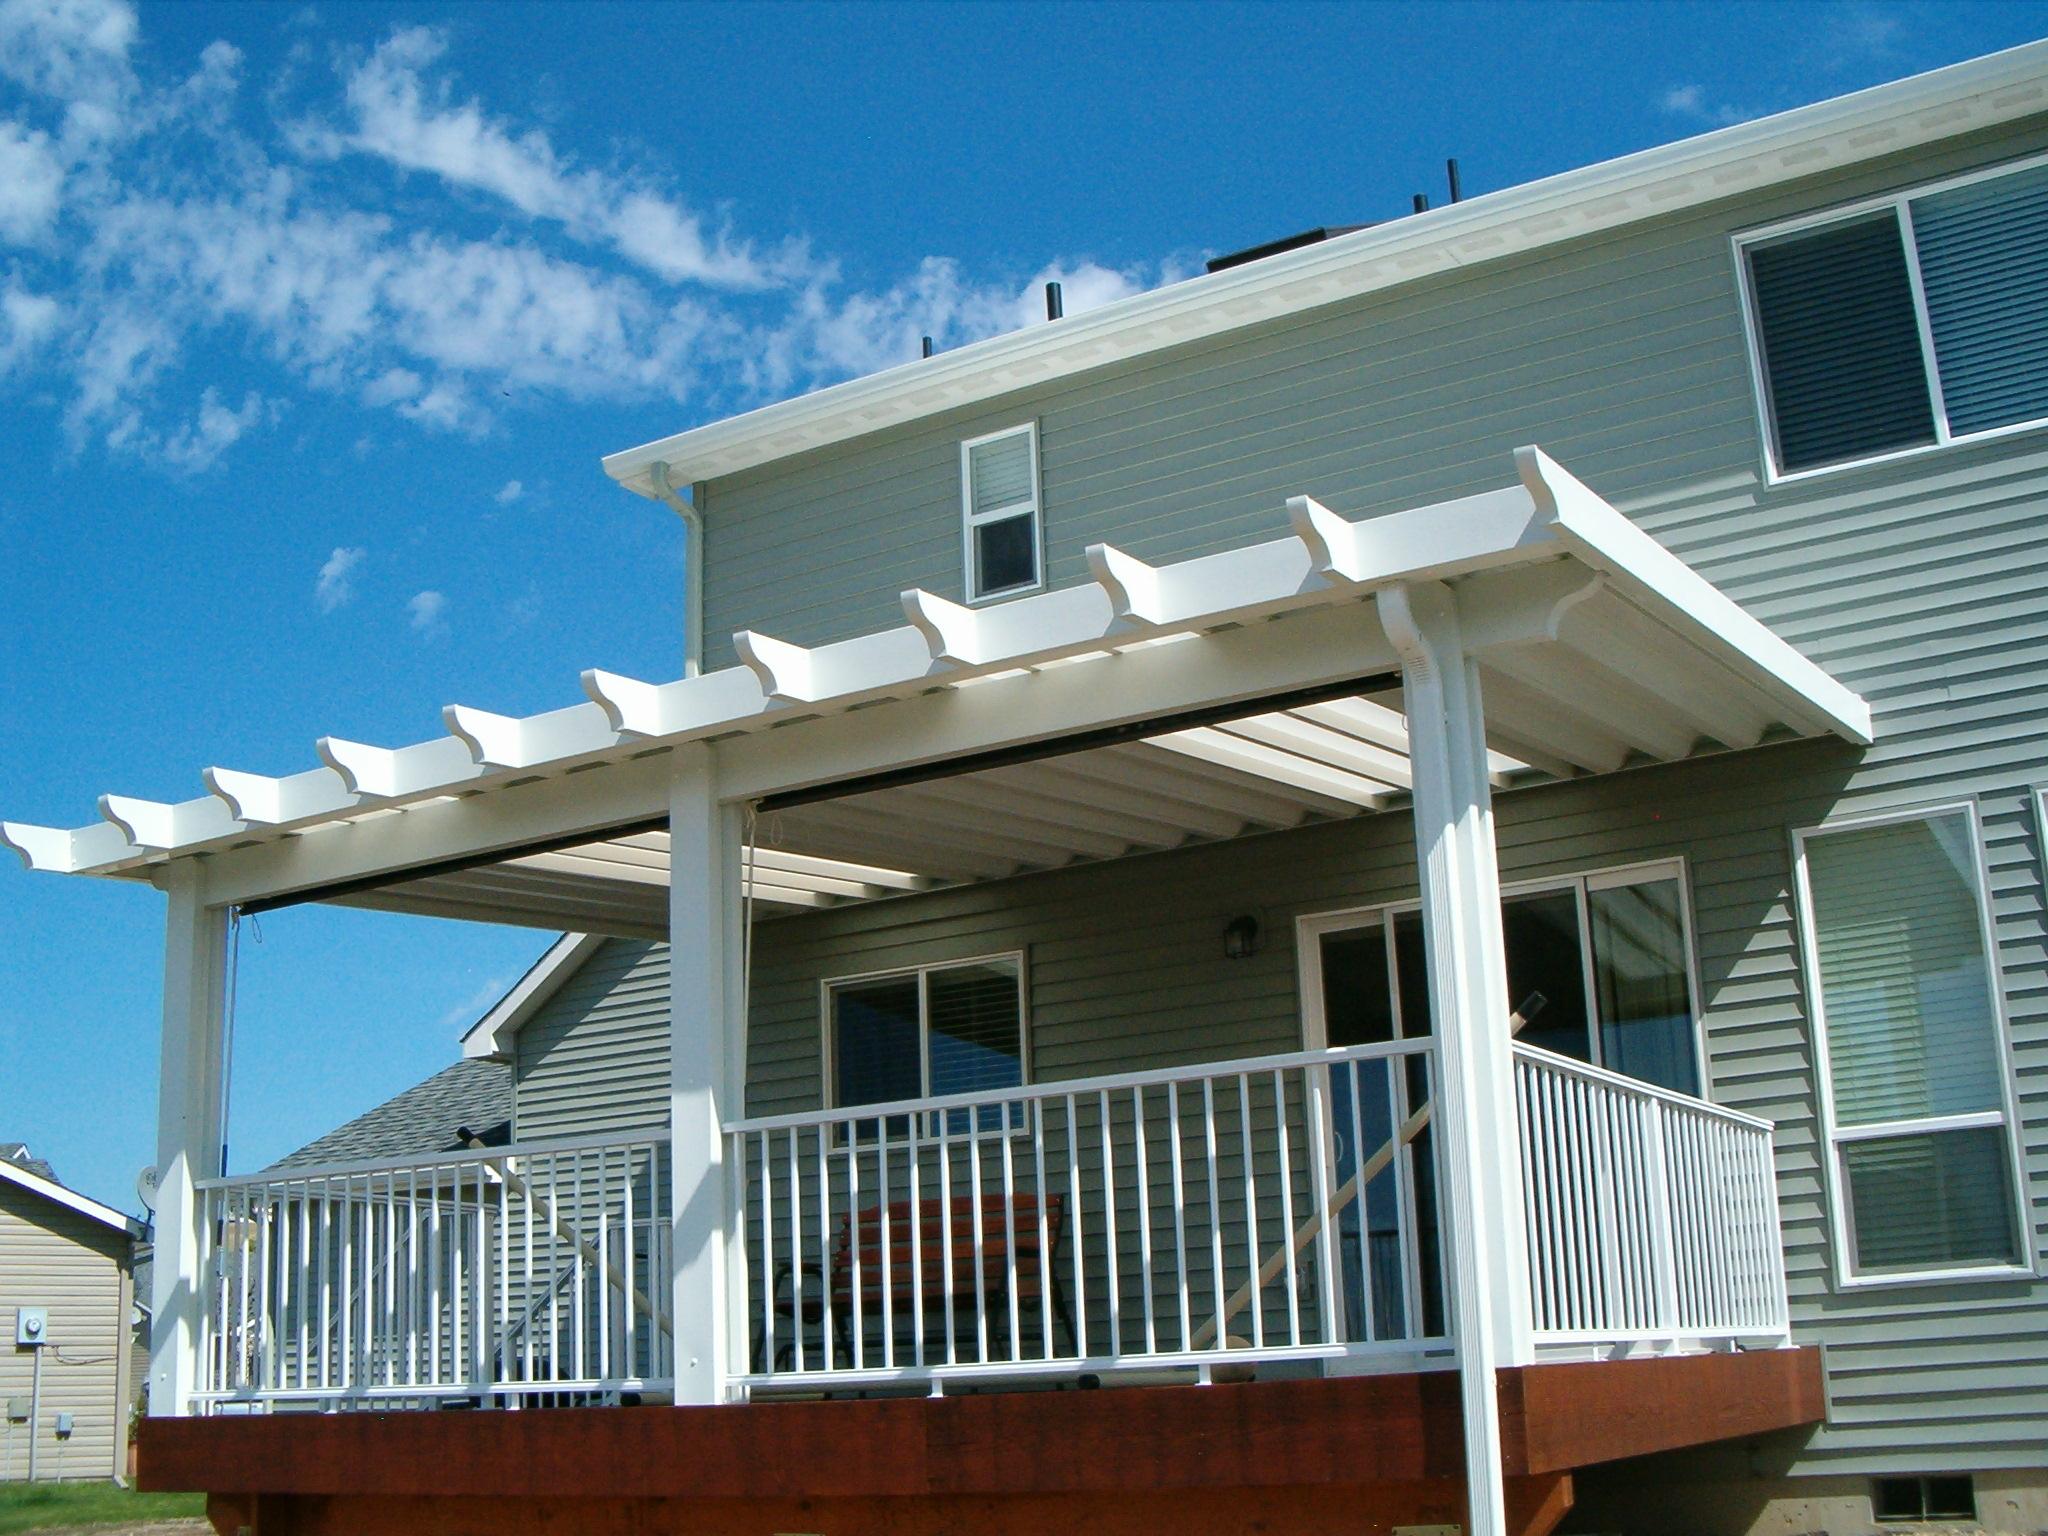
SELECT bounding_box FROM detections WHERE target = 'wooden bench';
[761,1192,1075,1371]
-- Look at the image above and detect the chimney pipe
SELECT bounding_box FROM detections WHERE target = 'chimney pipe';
[921,335,935,358]
[1447,157,1464,203]
[1045,281,1064,320]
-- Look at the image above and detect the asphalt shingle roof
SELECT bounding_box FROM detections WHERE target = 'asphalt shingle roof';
[0,1141,58,1184]
[270,1058,512,1170]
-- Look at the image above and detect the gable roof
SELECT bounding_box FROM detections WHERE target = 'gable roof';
[270,1057,513,1172]
[0,1147,143,1239]
[459,931,607,1060]
[602,41,2048,497]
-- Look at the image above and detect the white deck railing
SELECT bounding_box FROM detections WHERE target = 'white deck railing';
[1513,1044,1789,1350]
[725,1040,1449,1391]
[194,1131,673,1410]
[188,1042,1791,1411]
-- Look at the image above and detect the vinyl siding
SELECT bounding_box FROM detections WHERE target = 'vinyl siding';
[0,1184,131,1481]
[512,938,671,1142]
[541,117,2048,1474]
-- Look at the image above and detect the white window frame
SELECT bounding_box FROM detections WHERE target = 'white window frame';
[820,951,1032,1117]
[1732,148,2048,487]
[1789,800,2033,1289]
[1297,857,1708,1091]
[959,423,1045,603]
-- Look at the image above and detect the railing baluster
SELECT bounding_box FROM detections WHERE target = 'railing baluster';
[1273,1070,1300,1348]
[879,1123,893,1370]
[1065,1094,1083,1359]
[785,1129,802,1375]
[817,1123,835,1373]
[907,1116,923,1369]
[1032,1098,1052,1360]
[1167,1081,1190,1352]
[937,1112,955,1366]
[1305,1065,1339,1346]
[1237,1074,1261,1351]
[1344,1059,1372,1343]
[1000,1108,1020,1362]
[622,1147,637,1381]
[968,1111,989,1363]
[756,1131,773,1379]
[1132,1085,1155,1356]
[846,1120,862,1370]
[1099,1088,1118,1360]
[1202,1079,1225,1353]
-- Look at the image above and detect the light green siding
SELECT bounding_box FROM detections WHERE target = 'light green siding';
[511,938,670,1142]
[534,117,2048,1475]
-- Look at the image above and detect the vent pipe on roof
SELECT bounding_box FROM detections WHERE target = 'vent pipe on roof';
[921,335,935,358]
[1413,192,1430,214]
[1447,158,1464,203]
[1045,281,1064,321]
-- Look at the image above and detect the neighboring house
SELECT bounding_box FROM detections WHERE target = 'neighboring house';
[271,1058,512,1171]
[0,1145,141,1483]
[8,38,2048,1536]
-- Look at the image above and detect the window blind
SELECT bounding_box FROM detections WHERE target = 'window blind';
[1844,1126,2018,1273]
[1912,161,2048,436]
[968,432,1034,516]
[1805,815,2003,1126]
[926,960,1024,1098]
[1748,212,1936,472]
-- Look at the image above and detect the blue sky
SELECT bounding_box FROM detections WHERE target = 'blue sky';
[2,0,2044,1212]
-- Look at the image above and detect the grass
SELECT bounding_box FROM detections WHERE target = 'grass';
[0,1482,205,1535]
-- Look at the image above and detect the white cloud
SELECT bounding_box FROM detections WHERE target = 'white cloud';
[436,972,507,1030]
[0,282,62,373]
[315,28,768,290]
[1,7,1179,472]
[315,543,364,611]
[156,386,268,470]
[0,123,64,243]
[1659,83,1755,128]
[407,588,446,633]
[493,478,521,504]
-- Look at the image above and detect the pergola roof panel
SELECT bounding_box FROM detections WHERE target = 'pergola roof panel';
[2,449,1873,932]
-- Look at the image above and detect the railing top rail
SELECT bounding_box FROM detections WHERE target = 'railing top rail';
[196,1125,672,1192]
[724,1038,1434,1136]
[1512,1041,1775,1133]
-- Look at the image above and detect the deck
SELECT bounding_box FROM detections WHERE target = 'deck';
[143,1348,1824,1535]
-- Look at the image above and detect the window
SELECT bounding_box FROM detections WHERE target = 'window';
[1299,859,1703,1094]
[1793,806,2027,1283]
[826,955,1027,1136]
[1738,155,2048,478]
[960,424,1043,600]
[1873,1474,1976,1523]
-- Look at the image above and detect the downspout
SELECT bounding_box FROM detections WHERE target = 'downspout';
[648,461,704,678]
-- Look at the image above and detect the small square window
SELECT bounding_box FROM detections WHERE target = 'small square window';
[961,425,1042,600]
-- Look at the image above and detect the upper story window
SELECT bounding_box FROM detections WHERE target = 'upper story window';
[1793,805,2028,1285]
[1737,155,2048,479]
[960,424,1043,601]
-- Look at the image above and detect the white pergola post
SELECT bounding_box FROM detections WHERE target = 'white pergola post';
[1378,580,1533,1536]
[667,745,749,1403]
[149,862,230,1418]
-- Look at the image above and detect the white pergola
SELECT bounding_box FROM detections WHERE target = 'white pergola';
[3,449,1870,1536]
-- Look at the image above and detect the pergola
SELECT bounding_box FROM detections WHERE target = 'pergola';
[3,448,1870,1536]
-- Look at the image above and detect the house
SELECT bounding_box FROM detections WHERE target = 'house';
[0,1144,142,1483]
[5,35,2048,1536]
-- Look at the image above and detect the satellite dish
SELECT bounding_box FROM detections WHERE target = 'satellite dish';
[136,1165,159,1213]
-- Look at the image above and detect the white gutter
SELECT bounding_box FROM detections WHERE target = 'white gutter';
[647,461,704,678]
[601,39,2048,494]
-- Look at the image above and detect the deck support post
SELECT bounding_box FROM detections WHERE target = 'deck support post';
[1378,580,1533,1536]
[668,744,749,1403]
[150,862,231,1418]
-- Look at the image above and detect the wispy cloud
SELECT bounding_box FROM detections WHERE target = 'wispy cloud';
[1658,83,1757,128]
[436,972,507,1030]
[315,543,364,611]
[407,588,446,633]
[0,1,1177,473]
[493,478,521,505]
